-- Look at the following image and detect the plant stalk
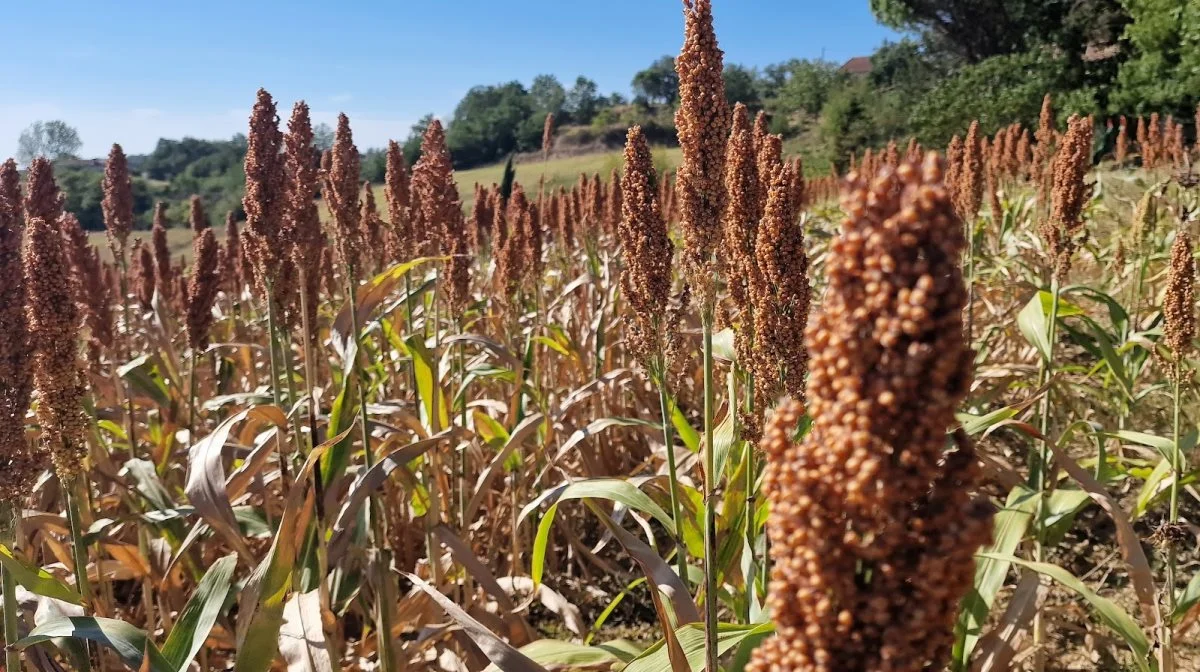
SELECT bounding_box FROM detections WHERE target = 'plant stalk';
[63,474,93,672]
[655,363,689,589]
[2,504,21,672]
[344,262,395,671]
[701,311,719,672]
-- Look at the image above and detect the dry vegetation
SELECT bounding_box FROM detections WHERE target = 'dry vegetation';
[3,2,1200,671]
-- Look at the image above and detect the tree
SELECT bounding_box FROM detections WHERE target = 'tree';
[869,0,1128,64]
[313,123,335,152]
[17,120,82,164]
[724,64,762,108]
[530,74,568,118]
[565,76,602,125]
[403,114,435,166]
[632,56,680,106]
[1111,0,1200,115]
[445,82,534,166]
[821,79,882,171]
[768,59,844,116]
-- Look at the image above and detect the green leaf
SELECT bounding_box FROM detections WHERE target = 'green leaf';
[1018,290,1083,362]
[957,406,1019,436]
[484,639,626,671]
[119,355,174,411]
[0,545,82,605]
[320,344,359,485]
[1135,459,1173,519]
[952,486,1036,669]
[518,479,673,530]
[235,443,329,672]
[531,503,559,586]
[622,622,775,672]
[585,577,647,645]
[712,408,738,484]
[1172,571,1200,624]
[979,554,1151,671]
[671,396,701,454]
[711,327,736,363]
[1111,429,1193,469]
[161,553,236,672]
[406,334,450,431]
[16,617,174,672]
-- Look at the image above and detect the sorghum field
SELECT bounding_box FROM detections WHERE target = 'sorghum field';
[2,2,1200,671]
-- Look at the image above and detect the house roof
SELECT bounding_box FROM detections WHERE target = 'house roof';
[841,56,873,75]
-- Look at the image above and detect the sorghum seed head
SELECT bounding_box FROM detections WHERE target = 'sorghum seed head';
[102,143,135,259]
[411,119,462,257]
[133,240,155,311]
[384,140,412,263]
[326,113,363,272]
[185,226,220,351]
[0,158,39,505]
[675,0,730,312]
[1041,115,1093,279]
[619,126,675,365]
[23,215,88,480]
[1164,231,1195,359]
[23,157,63,225]
[749,154,991,672]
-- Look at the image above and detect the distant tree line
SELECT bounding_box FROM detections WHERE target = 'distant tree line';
[19,0,1200,228]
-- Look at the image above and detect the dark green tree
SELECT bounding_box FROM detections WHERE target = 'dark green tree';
[565,76,603,125]
[632,56,680,106]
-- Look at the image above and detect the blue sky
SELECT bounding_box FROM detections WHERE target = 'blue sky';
[1,0,897,158]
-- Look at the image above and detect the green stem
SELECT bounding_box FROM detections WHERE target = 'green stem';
[274,315,307,463]
[701,312,719,672]
[263,287,291,492]
[1163,359,1183,670]
[655,364,688,590]
[1031,275,1060,671]
[344,262,395,672]
[966,216,976,344]
[188,352,198,447]
[741,366,756,624]
[2,504,21,672]
[64,475,93,672]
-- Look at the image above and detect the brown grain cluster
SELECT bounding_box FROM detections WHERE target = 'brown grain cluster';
[1116,116,1129,166]
[1147,113,1162,170]
[722,104,761,361]
[62,214,113,362]
[542,113,556,158]
[750,163,809,403]
[0,158,40,504]
[469,184,490,251]
[23,157,64,225]
[674,0,730,311]
[1163,231,1195,359]
[1041,115,1093,279]
[411,119,462,258]
[243,89,291,303]
[325,113,363,273]
[748,154,992,672]
[954,121,984,222]
[495,184,530,304]
[360,182,384,271]
[102,143,135,259]
[282,101,323,327]
[133,240,155,310]
[151,203,174,307]
[384,140,412,264]
[23,215,89,479]
[1032,94,1055,192]
[185,197,220,351]
[618,126,675,365]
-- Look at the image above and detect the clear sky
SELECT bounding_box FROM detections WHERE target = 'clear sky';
[1,0,898,159]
